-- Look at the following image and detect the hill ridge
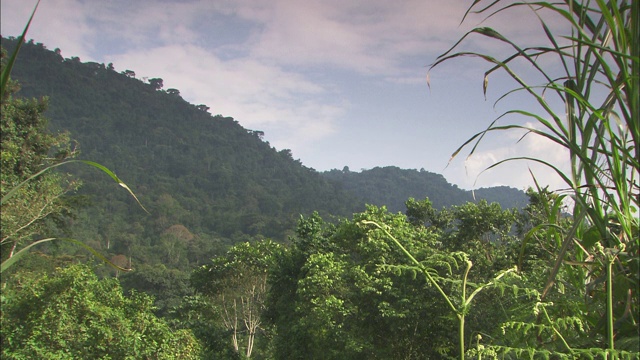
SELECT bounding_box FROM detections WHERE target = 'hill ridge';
[2,36,527,263]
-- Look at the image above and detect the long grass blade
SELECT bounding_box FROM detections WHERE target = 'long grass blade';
[1,237,132,274]
[1,159,149,213]
[0,0,40,100]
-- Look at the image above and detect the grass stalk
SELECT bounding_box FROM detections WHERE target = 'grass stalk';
[604,249,615,350]
[430,0,639,352]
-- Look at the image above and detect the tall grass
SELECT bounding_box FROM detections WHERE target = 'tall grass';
[430,0,638,355]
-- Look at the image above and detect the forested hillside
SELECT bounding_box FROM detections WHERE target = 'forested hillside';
[1,36,526,257]
[1,37,361,248]
[322,166,528,212]
[0,34,534,329]
[2,0,638,355]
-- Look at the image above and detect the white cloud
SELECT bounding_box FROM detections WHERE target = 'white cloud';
[446,121,570,190]
[108,44,345,151]
[1,0,577,190]
[1,0,96,60]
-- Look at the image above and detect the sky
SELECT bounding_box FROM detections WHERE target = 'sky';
[1,0,571,191]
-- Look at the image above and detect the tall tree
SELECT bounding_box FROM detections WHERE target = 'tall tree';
[192,240,283,358]
[148,77,163,90]
[265,208,467,359]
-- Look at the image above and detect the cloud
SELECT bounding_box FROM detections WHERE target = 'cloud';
[1,0,576,190]
[1,0,96,60]
[446,121,570,190]
[228,0,475,77]
[107,44,345,151]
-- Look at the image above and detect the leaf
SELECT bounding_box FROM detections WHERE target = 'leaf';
[1,237,132,274]
[580,226,601,249]
[0,0,40,100]
[1,159,149,213]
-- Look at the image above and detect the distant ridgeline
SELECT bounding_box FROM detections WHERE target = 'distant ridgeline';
[322,166,528,213]
[1,37,527,254]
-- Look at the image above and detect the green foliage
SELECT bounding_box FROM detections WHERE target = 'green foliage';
[0,0,38,100]
[362,218,519,360]
[2,2,636,359]
[166,295,241,359]
[407,197,518,276]
[431,0,639,357]
[1,22,145,274]
[1,35,533,288]
[1,35,361,245]
[266,206,523,359]
[118,263,193,317]
[1,47,79,268]
[192,240,284,358]
[323,166,528,212]
[1,263,201,359]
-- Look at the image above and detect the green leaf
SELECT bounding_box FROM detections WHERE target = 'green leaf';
[1,237,132,274]
[1,159,148,213]
[580,226,601,249]
[0,0,40,100]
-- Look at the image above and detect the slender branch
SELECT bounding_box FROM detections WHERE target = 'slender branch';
[361,220,459,314]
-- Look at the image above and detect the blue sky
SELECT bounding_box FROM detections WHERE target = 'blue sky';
[1,0,570,191]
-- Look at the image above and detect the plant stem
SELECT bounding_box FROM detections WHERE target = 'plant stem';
[460,260,472,360]
[541,306,573,354]
[362,220,468,359]
[459,313,465,360]
[606,252,615,350]
[361,220,459,314]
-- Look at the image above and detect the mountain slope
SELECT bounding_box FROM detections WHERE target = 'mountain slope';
[322,166,528,212]
[2,37,527,268]
[2,38,360,248]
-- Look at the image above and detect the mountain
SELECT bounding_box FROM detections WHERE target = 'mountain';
[322,166,528,213]
[2,37,527,269]
[2,37,363,259]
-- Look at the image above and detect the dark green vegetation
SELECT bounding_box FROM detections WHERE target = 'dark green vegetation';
[2,261,201,359]
[323,166,528,212]
[0,36,526,266]
[1,37,359,245]
[0,36,531,359]
[1,0,638,357]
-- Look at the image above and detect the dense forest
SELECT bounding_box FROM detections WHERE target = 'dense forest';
[0,36,527,261]
[322,166,528,212]
[1,0,638,357]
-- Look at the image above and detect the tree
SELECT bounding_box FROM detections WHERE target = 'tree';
[266,208,470,359]
[1,263,201,359]
[119,263,193,316]
[109,253,129,278]
[192,240,283,358]
[405,197,446,228]
[166,295,241,359]
[148,77,163,90]
[166,88,180,96]
[195,104,209,112]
